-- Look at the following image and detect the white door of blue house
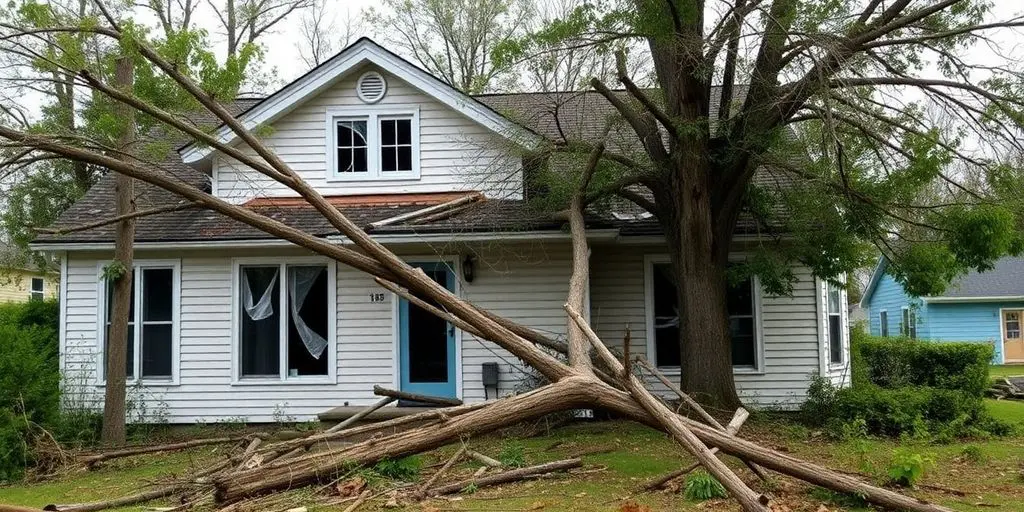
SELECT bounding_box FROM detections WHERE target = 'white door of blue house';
[399,262,457,399]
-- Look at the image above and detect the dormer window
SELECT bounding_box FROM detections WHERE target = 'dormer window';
[326,107,420,181]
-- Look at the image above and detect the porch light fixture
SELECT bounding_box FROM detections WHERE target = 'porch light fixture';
[462,255,475,283]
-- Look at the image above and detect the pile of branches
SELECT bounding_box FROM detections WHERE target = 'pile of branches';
[988,378,1024,401]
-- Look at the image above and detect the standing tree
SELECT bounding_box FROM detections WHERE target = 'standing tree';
[364,0,534,93]
[493,0,1024,407]
[295,0,363,69]
[101,55,135,445]
[208,0,314,57]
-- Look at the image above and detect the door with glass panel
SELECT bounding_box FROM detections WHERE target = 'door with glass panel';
[398,262,456,399]
[1003,310,1024,363]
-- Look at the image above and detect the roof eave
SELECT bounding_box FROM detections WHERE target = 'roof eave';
[922,295,1024,303]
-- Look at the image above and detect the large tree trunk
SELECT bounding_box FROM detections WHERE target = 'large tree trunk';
[101,56,135,445]
[668,156,741,410]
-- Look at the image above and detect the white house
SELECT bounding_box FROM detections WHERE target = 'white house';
[33,39,850,423]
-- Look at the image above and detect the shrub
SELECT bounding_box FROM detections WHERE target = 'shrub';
[683,470,728,501]
[0,409,31,483]
[832,385,986,438]
[857,337,992,396]
[887,449,931,487]
[0,324,60,428]
[802,374,840,427]
[372,456,421,480]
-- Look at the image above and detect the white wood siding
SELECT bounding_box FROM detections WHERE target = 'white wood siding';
[214,65,523,203]
[60,243,568,423]
[589,244,826,408]
[60,242,829,422]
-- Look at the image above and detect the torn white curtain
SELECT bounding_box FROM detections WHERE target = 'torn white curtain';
[242,268,278,321]
[289,266,328,359]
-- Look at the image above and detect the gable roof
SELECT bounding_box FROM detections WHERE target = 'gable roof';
[861,255,1024,306]
[179,38,540,163]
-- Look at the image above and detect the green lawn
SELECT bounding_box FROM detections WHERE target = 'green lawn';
[2,404,1023,512]
[990,364,1024,379]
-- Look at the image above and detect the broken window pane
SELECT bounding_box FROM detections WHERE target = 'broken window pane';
[287,265,329,377]
[240,265,281,377]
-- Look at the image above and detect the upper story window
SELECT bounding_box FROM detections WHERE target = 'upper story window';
[326,107,420,181]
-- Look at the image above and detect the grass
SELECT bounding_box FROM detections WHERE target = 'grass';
[990,364,1024,379]
[2,403,1023,511]
[987,398,1024,425]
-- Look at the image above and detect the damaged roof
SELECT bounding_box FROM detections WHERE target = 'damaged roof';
[35,67,784,247]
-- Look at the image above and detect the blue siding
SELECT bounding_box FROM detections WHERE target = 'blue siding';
[864,266,1014,363]
[866,274,921,337]
[922,301,1021,363]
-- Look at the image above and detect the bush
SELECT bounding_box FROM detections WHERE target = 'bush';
[857,336,992,396]
[0,324,60,428]
[887,449,931,487]
[683,470,728,501]
[833,385,986,438]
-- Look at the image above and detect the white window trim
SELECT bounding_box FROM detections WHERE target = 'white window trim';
[30,277,45,300]
[324,106,421,182]
[901,306,917,339]
[94,259,182,386]
[643,254,766,376]
[230,257,338,385]
[879,309,889,337]
[826,282,847,369]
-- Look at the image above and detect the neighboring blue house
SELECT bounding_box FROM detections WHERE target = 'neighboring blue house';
[860,257,1024,364]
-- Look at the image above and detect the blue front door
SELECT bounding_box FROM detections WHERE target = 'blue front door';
[399,262,457,399]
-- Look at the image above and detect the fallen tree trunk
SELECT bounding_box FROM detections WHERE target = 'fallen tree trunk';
[643,408,751,490]
[567,305,769,512]
[44,484,183,512]
[427,458,582,496]
[79,437,245,467]
[636,357,769,482]
[373,386,463,407]
[212,374,954,512]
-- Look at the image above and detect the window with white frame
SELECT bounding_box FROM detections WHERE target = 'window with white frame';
[29,277,44,301]
[327,109,419,180]
[901,307,916,339]
[649,261,760,370]
[879,310,889,336]
[237,263,332,380]
[101,264,177,381]
[827,283,844,364]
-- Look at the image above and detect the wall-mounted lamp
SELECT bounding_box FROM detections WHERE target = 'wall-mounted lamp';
[462,255,475,283]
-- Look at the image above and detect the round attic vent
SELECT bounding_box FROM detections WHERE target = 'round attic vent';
[356,71,387,103]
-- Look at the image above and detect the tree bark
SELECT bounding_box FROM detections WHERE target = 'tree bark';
[668,165,740,408]
[101,56,135,446]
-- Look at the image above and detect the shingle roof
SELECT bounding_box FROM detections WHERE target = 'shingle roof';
[939,257,1024,298]
[35,89,781,246]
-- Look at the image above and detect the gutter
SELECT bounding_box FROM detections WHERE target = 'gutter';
[922,295,1024,303]
[29,229,622,252]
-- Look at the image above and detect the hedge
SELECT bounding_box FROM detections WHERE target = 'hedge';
[805,329,1006,439]
[0,300,60,482]
[856,336,992,397]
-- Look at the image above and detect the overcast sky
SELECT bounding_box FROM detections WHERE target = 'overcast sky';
[215,1,1024,93]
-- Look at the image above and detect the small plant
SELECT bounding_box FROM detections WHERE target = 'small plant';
[682,470,727,501]
[887,449,931,487]
[372,456,421,480]
[958,444,986,464]
[497,441,527,468]
[460,482,479,494]
[272,403,297,424]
